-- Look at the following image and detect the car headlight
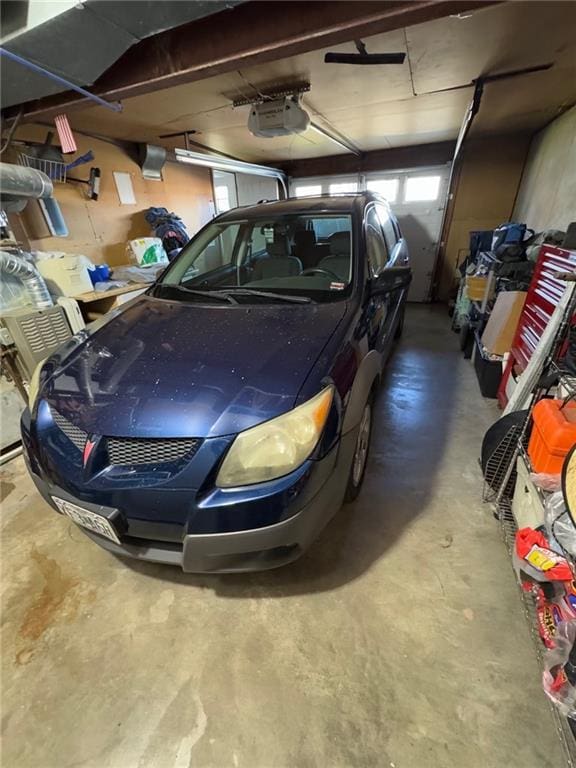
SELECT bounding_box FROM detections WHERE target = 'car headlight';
[27,361,44,410]
[216,386,334,488]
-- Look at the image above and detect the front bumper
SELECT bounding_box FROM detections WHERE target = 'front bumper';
[22,409,356,573]
[24,450,350,572]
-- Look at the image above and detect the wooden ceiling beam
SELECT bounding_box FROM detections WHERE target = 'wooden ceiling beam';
[278,140,457,177]
[4,0,498,121]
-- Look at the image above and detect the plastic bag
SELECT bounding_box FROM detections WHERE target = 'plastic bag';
[543,620,576,718]
[514,527,574,583]
[112,264,165,284]
[530,473,562,492]
[126,238,168,266]
[94,280,127,293]
[545,492,576,558]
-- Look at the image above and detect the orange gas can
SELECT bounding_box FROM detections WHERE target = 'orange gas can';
[528,399,576,474]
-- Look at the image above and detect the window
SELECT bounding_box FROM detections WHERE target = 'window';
[248,225,268,255]
[404,175,441,202]
[312,216,350,241]
[174,224,241,283]
[367,178,399,203]
[365,208,388,275]
[294,185,321,198]
[329,182,358,195]
[213,170,238,213]
[161,215,353,300]
[375,204,398,254]
[214,185,231,212]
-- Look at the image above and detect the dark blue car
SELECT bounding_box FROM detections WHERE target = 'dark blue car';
[22,193,411,572]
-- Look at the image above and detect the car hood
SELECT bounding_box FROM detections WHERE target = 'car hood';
[42,295,347,438]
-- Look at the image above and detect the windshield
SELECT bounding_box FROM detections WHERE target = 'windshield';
[157,213,353,303]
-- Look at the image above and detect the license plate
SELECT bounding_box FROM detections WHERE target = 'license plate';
[52,497,121,545]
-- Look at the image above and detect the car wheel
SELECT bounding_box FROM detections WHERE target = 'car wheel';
[345,400,373,502]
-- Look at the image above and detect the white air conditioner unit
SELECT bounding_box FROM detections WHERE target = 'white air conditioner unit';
[248,97,310,138]
[1,306,72,378]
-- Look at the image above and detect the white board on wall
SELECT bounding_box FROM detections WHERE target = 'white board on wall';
[113,171,136,205]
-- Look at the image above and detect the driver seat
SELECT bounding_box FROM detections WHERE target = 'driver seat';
[317,232,351,281]
[252,238,302,281]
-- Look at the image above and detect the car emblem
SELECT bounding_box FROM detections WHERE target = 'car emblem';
[83,438,96,467]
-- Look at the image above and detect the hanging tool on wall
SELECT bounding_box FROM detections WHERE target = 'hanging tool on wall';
[66,167,101,201]
[64,152,101,200]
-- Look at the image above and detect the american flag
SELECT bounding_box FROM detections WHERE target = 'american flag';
[54,114,77,154]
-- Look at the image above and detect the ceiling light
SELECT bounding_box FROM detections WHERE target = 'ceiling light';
[174,148,287,194]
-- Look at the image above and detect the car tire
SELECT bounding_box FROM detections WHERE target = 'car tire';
[394,305,405,340]
[345,399,373,502]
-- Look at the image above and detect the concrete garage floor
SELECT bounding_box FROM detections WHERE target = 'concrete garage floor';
[1,305,566,768]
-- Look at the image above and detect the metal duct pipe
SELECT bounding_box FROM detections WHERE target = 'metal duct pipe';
[0,251,53,309]
[0,162,53,200]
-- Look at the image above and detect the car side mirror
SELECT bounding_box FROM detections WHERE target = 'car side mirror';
[370,266,412,296]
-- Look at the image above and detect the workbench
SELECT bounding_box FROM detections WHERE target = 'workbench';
[74,283,148,321]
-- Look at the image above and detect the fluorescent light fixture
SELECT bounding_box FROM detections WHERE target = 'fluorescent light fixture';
[174,149,284,178]
[174,148,287,195]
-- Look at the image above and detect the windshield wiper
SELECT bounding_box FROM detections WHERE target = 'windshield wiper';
[160,285,238,304]
[216,288,312,304]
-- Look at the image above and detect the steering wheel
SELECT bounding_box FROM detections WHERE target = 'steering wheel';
[301,267,341,280]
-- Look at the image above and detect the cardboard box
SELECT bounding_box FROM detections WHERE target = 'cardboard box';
[37,255,93,297]
[466,275,493,302]
[481,290,527,356]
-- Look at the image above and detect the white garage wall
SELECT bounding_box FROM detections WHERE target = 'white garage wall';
[513,105,576,232]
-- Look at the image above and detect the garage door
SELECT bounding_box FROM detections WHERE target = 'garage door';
[291,166,451,302]
[213,170,279,214]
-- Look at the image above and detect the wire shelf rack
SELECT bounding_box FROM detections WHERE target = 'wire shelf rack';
[18,153,66,183]
[495,491,576,767]
[483,424,522,503]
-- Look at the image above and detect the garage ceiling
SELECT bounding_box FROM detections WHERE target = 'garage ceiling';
[0,1,244,109]
[56,2,576,162]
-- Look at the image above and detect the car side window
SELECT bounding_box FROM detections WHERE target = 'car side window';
[365,207,389,276]
[376,204,398,255]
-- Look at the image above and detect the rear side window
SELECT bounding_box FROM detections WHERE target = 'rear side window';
[365,207,389,276]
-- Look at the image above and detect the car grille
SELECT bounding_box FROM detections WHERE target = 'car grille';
[51,409,88,452]
[51,408,201,467]
[107,437,201,466]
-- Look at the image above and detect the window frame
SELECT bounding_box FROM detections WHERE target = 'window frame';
[365,177,400,203]
[293,184,322,198]
[402,174,442,203]
[364,204,390,277]
[328,181,359,195]
[375,202,398,255]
